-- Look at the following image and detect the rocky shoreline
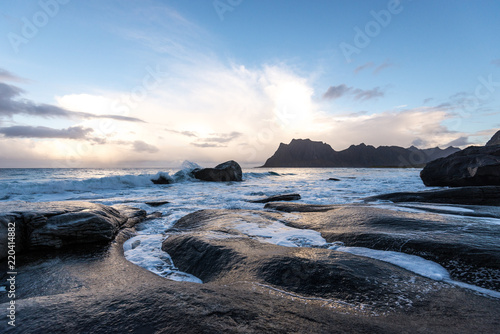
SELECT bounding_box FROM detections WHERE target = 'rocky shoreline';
[1,199,500,333]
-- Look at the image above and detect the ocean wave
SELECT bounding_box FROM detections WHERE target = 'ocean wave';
[0,163,286,197]
[243,171,282,179]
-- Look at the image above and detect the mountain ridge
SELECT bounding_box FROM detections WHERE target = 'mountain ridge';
[262,139,460,168]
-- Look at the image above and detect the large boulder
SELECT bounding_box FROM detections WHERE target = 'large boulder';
[193,160,242,182]
[486,130,500,146]
[420,145,500,187]
[0,201,147,260]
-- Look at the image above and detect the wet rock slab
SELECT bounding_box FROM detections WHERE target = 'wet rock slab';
[264,202,500,291]
[363,186,500,206]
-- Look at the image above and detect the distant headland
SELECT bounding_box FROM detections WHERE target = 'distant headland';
[262,138,459,168]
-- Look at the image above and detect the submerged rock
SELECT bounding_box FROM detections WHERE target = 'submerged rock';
[420,145,500,187]
[193,160,243,182]
[151,175,172,184]
[145,200,170,207]
[250,193,301,203]
[0,201,146,260]
[328,178,341,181]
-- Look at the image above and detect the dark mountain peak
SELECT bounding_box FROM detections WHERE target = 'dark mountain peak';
[262,138,460,168]
[486,130,500,146]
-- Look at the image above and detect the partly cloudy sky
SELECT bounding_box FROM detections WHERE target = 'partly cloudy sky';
[0,0,499,167]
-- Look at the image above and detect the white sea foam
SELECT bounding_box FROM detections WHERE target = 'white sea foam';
[123,234,202,284]
[233,220,327,248]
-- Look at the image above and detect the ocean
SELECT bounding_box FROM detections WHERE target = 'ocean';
[3,164,499,298]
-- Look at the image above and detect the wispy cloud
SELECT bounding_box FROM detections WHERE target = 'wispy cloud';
[322,84,384,101]
[132,140,159,153]
[353,61,392,75]
[0,80,144,122]
[165,128,198,137]
[191,131,242,148]
[0,125,94,139]
[0,68,26,82]
[445,136,470,147]
[373,61,393,74]
[491,59,500,67]
[354,62,374,74]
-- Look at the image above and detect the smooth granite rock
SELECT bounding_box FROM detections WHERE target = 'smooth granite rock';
[0,201,146,260]
[264,202,500,291]
[250,193,301,203]
[363,186,500,206]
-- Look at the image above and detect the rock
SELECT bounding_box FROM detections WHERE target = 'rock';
[2,206,500,333]
[328,178,341,181]
[0,201,146,260]
[193,160,242,182]
[145,200,170,207]
[250,193,301,203]
[151,175,172,184]
[486,130,500,146]
[420,145,500,187]
[162,210,445,306]
[262,138,459,168]
[363,186,500,206]
[265,202,500,291]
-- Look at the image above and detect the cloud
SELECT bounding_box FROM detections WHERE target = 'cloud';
[491,59,500,67]
[0,68,26,82]
[322,84,384,101]
[322,84,351,100]
[311,107,470,150]
[191,142,225,148]
[191,131,242,148]
[351,87,384,101]
[353,61,392,75]
[373,61,393,74]
[354,62,374,74]
[132,140,159,153]
[445,136,470,147]
[0,125,94,139]
[0,80,144,122]
[165,128,198,137]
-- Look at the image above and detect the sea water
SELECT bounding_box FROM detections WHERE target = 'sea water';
[1,165,499,297]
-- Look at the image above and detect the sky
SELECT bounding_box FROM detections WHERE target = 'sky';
[0,0,499,167]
